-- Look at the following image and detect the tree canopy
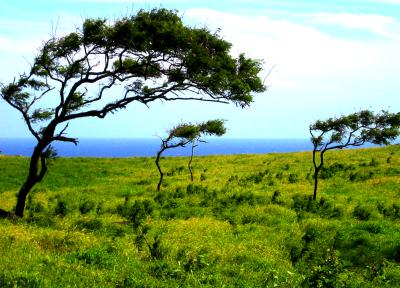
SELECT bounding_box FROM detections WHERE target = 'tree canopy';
[0,8,265,217]
[309,110,400,200]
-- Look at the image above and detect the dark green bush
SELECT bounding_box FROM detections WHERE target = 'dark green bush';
[319,162,355,180]
[0,272,42,288]
[79,199,96,214]
[182,249,210,272]
[172,187,186,199]
[54,199,69,216]
[75,218,103,231]
[292,195,342,219]
[186,183,208,194]
[369,158,379,167]
[68,246,116,268]
[271,190,282,204]
[349,171,374,182]
[26,195,45,213]
[288,173,298,183]
[116,199,154,229]
[27,213,55,227]
[304,249,345,288]
[148,261,181,279]
[353,204,372,221]
[377,202,400,219]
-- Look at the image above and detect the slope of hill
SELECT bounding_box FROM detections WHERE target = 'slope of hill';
[0,146,399,287]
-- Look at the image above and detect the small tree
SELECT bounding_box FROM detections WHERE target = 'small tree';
[188,119,226,181]
[310,110,400,200]
[155,120,226,191]
[0,9,265,217]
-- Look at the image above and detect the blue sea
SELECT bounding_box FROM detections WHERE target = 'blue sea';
[0,138,313,157]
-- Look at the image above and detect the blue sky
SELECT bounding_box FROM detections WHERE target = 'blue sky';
[0,0,399,139]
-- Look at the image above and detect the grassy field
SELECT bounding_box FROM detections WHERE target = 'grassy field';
[0,146,400,287]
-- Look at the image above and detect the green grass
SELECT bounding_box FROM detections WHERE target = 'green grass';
[0,146,400,287]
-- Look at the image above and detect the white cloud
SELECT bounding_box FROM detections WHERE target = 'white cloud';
[309,13,400,40]
[373,0,400,3]
[183,8,400,135]
[185,9,386,83]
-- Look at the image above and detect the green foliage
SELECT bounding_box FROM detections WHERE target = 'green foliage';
[78,199,96,214]
[1,8,265,218]
[353,204,373,220]
[310,110,400,200]
[0,146,399,287]
[304,249,345,288]
[116,198,154,229]
[0,272,42,288]
[54,199,69,217]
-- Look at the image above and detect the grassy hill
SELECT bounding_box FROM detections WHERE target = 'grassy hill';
[0,146,399,287]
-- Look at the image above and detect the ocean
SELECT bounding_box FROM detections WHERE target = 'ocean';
[0,138,313,157]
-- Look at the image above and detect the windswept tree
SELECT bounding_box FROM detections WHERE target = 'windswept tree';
[0,9,265,217]
[155,120,226,191]
[310,110,400,200]
[187,119,226,181]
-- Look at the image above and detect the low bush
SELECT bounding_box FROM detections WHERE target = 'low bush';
[79,199,96,214]
[353,204,372,221]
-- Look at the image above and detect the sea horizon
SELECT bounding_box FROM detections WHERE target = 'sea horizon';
[0,137,315,158]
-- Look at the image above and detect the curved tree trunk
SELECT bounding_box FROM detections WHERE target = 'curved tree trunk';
[312,149,324,201]
[188,142,195,182]
[15,176,37,217]
[155,148,165,192]
[14,140,49,217]
[313,167,320,201]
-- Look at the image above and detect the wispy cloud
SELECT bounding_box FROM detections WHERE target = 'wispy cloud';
[185,8,400,114]
[309,13,400,40]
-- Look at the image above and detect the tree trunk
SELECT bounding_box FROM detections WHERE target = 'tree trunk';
[313,168,319,201]
[15,178,37,217]
[188,143,195,182]
[155,149,164,192]
[312,149,324,201]
[14,144,44,217]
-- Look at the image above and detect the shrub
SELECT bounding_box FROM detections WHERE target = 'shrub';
[54,199,69,216]
[369,158,379,167]
[75,218,103,231]
[116,199,154,229]
[182,248,210,272]
[186,183,208,194]
[349,171,374,182]
[135,227,166,260]
[271,190,281,204]
[292,195,341,218]
[304,249,345,288]
[148,235,167,260]
[148,261,181,279]
[288,173,298,183]
[0,272,42,288]
[26,195,45,213]
[27,213,55,227]
[320,162,355,179]
[377,202,400,219]
[129,200,154,229]
[353,204,372,221]
[68,246,116,268]
[79,199,96,214]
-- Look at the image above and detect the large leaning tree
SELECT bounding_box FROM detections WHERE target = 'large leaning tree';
[155,119,226,191]
[0,8,265,217]
[310,110,400,201]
